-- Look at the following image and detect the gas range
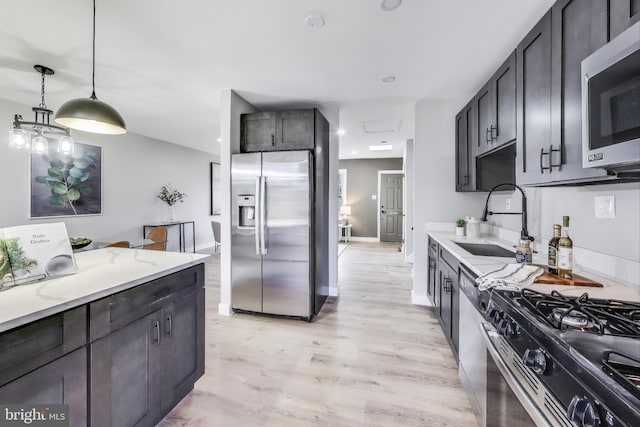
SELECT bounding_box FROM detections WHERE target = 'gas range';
[485,289,640,427]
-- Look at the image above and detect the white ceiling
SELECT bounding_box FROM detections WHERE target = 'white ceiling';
[0,0,555,156]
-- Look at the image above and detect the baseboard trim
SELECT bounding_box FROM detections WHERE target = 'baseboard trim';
[329,286,339,297]
[348,237,378,242]
[411,292,432,307]
[218,302,233,316]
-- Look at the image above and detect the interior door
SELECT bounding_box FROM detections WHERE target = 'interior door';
[261,151,311,318]
[380,173,403,243]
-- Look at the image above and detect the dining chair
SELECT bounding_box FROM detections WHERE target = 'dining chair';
[106,241,130,248]
[144,226,168,251]
[211,221,221,252]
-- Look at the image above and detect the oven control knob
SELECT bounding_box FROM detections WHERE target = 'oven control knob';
[523,349,548,375]
[487,308,501,325]
[568,396,601,427]
[497,319,515,337]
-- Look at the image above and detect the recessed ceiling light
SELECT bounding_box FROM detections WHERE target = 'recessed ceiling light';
[216,137,223,143]
[369,145,393,151]
[382,75,396,83]
[380,0,402,12]
[336,128,346,136]
[351,150,358,155]
[305,14,325,28]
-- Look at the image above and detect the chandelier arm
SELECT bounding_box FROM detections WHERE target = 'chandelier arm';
[14,120,71,136]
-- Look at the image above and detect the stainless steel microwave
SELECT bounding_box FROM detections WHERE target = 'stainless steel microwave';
[582,21,640,172]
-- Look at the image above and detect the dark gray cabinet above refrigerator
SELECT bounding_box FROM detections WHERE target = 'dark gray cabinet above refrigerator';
[240,109,318,152]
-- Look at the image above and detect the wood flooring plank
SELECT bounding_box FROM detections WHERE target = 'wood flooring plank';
[160,242,476,427]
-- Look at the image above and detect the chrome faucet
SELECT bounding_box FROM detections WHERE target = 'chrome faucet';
[480,182,534,242]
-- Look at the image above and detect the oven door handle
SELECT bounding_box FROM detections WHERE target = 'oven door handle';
[479,321,553,427]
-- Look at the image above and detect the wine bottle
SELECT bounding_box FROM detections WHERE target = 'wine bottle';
[558,216,573,279]
[547,224,561,275]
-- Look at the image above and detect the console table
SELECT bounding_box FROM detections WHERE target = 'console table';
[143,221,195,253]
[338,224,352,243]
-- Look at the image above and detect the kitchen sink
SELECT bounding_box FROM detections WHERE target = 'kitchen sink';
[453,242,515,257]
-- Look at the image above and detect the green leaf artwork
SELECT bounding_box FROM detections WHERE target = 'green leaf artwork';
[33,144,100,216]
[0,238,38,284]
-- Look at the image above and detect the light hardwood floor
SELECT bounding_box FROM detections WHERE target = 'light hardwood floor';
[160,242,476,427]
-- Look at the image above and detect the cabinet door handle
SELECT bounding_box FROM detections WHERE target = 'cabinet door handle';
[154,320,161,345]
[540,148,548,173]
[271,133,275,146]
[167,314,173,338]
[485,128,491,143]
[490,125,497,141]
[429,259,436,270]
[443,278,452,293]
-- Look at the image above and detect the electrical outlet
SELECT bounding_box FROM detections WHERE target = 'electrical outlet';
[506,198,512,210]
[594,195,615,219]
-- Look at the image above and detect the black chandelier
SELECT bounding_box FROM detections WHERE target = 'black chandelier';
[9,65,74,155]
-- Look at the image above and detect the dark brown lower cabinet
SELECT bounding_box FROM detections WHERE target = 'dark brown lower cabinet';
[0,347,88,427]
[90,269,205,427]
[0,264,204,427]
[438,247,460,360]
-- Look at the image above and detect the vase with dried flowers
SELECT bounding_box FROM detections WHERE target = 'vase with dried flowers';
[157,183,186,221]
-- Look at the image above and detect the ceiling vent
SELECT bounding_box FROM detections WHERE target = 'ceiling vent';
[360,119,401,134]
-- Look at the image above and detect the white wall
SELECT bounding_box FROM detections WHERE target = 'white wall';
[412,99,487,304]
[485,183,640,264]
[404,138,414,261]
[1,98,219,251]
[218,90,258,316]
[318,105,340,296]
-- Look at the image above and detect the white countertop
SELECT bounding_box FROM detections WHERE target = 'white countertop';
[0,248,209,333]
[428,231,640,302]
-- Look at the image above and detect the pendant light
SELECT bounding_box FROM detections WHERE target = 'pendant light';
[55,0,126,135]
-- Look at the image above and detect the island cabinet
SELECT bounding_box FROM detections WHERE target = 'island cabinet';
[89,263,205,427]
[240,109,318,152]
[438,246,460,360]
[0,307,88,427]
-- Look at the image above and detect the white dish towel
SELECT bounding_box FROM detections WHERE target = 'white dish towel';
[475,263,544,291]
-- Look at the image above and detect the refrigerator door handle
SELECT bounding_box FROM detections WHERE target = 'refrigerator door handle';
[260,176,267,255]
[255,176,261,255]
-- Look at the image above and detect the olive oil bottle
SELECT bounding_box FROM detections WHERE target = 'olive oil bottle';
[547,224,561,275]
[557,216,573,279]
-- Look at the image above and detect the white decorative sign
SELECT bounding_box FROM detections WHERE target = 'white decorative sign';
[0,223,77,290]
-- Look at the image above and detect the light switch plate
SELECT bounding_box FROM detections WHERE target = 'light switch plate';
[371,194,377,200]
[594,195,615,219]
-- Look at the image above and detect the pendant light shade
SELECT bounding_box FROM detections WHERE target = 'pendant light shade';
[56,95,126,134]
[54,0,126,135]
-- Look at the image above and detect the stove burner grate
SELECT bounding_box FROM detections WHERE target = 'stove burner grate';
[518,290,640,337]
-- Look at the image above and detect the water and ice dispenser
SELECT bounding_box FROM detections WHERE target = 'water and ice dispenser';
[237,194,256,228]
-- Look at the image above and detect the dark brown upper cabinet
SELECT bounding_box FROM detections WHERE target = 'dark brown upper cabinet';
[518,1,614,185]
[547,0,610,184]
[240,112,276,152]
[474,51,517,157]
[610,0,640,39]
[516,11,553,185]
[455,101,476,192]
[241,109,316,152]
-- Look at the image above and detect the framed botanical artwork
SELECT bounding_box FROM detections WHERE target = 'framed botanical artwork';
[30,142,103,218]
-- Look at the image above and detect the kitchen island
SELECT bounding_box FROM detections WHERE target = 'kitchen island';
[0,248,209,427]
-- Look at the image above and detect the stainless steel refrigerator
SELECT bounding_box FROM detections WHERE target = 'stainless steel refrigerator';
[231,150,328,319]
